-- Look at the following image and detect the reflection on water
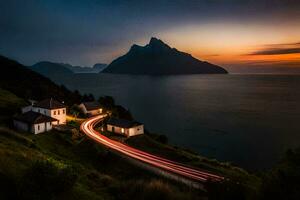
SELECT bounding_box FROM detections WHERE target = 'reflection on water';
[56,74,300,170]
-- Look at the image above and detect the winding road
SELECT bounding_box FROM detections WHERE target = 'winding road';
[80,115,224,183]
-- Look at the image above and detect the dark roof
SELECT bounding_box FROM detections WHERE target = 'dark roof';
[107,118,142,128]
[14,111,58,124]
[82,101,101,111]
[34,98,65,109]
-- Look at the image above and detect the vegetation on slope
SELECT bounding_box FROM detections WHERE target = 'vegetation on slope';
[0,127,208,200]
[0,55,82,106]
[0,88,26,122]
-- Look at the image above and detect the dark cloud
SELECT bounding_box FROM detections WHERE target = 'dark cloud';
[0,0,300,66]
[249,48,300,55]
[248,42,300,55]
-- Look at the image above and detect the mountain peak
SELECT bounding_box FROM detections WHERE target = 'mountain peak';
[148,37,169,47]
[103,37,228,75]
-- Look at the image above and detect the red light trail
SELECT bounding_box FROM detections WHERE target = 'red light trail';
[80,115,224,183]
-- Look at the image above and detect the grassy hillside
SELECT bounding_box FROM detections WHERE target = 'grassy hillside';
[1,88,299,199]
[0,127,208,200]
[0,55,81,106]
[101,130,261,199]
[0,88,26,123]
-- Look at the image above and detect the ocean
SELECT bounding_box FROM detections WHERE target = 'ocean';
[55,73,300,170]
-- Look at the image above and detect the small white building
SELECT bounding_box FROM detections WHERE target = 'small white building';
[28,98,66,124]
[79,102,103,116]
[13,111,58,134]
[107,118,144,137]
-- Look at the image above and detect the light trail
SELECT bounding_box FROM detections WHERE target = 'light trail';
[80,115,224,182]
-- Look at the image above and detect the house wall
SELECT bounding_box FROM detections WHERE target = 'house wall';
[50,108,66,124]
[33,123,46,134]
[79,103,103,116]
[46,122,52,131]
[13,120,53,134]
[128,125,144,136]
[87,109,102,116]
[107,124,144,137]
[32,107,66,124]
[32,107,50,116]
[13,120,29,132]
[107,124,128,136]
[21,105,33,113]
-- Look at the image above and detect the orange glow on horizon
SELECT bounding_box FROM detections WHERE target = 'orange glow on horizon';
[155,22,300,69]
[194,53,300,66]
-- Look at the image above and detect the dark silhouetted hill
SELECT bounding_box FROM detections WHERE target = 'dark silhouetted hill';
[30,61,73,77]
[0,55,81,105]
[92,63,107,72]
[103,37,228,75]
[31,61,107,75]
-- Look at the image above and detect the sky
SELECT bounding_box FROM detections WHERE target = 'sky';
[0,0,300,73]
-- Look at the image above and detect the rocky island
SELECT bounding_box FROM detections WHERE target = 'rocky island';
[103,37,228,75]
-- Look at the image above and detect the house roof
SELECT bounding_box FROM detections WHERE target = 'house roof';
[14,111,58,124]
[34,98,65,109]
[107,118,142,128]
[81,101,101,111]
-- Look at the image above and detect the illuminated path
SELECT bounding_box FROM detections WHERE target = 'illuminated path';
[80,115,224,183]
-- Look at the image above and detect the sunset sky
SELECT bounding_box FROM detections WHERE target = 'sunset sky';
[1,0,300,73]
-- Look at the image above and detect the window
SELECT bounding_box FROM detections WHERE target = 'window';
[58,110,60,115]
[63,109,65,114]
[44,110,46,114]
[121,128,125,133]
[54,111,56,115]
[37,125,40,130]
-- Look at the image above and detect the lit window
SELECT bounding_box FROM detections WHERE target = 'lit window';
[121,128,125,133]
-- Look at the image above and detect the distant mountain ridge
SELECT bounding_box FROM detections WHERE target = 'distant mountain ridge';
[103,37,228,75]
[64,63,107,73]
[30,61,107,76]
[30,61,73,77]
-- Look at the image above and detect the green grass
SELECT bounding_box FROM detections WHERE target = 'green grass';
[0,88,26,122]
[124,133,261,199]
[0,126,206,200]
[0,88,25,107]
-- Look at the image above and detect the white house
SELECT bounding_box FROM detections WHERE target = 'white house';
[107,118,144,137]
[79,102,103,116]
[31,98,66,124]
[13,111,58,134]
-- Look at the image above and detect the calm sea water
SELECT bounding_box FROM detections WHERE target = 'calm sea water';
[55,74,300,170]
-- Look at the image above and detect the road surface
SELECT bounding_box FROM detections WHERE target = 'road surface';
[80,115,224,183]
